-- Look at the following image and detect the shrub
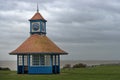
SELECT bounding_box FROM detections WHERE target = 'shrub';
[73,63,87,68]
[0,67,10,71]
[63,64,71,69]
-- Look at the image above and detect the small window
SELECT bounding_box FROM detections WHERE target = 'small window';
[24,55,28,66]
[45,55,50,66]
[52,55,59,66]
[31,55,50,66]
[56,55,59,65]
[18,55,23,65]
[40,55,45,65]
[32,55,40,66]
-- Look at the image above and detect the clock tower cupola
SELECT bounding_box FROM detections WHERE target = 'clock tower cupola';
[29,6,47,35]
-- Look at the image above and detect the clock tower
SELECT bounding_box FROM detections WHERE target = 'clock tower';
[9,4,68,74]
[29,7,47,35]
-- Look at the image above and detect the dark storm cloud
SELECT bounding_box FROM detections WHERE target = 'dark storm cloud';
[0,0,120,60]
[46,0,120,44]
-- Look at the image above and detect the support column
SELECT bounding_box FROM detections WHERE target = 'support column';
[51,55,53,73]
[28,54,30,74]
[22,55,24,74]
[17,55,19,74]
[54,55,57,73]
[50,55,53,66]
[58,55,60,73]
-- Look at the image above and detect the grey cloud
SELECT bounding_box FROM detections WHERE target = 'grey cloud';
[46,0,120,45]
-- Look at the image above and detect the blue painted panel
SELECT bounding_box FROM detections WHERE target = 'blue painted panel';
[52,65,60,74]
[18,66,23,74]
[28,66,52,74]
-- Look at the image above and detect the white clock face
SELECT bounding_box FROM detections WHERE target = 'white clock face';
[32,22,40,32]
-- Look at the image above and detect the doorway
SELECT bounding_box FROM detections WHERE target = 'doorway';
[17,55,28,74]
[52,55,60,74]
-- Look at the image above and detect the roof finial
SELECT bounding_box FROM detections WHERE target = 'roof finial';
[37,2,39,13]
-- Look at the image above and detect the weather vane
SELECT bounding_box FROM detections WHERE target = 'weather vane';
[37,2,39,12]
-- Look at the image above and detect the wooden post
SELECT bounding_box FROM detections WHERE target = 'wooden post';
[17,55,19,74]
[58,55,60,73]
[50,55,53,66]
[55,55,56,73]
[51,55,53,73]
[22,55,24,74]
[28,54,30,74]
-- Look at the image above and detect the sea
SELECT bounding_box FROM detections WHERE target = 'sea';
[0,60,120,71]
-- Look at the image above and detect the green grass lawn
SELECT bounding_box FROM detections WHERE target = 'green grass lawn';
[0,65,120,80]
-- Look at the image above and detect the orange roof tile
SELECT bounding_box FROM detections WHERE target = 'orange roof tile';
[30,12,47,21]
[9,34,68,55]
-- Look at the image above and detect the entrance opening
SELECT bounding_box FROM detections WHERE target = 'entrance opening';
[52,55,60,74]
[18,55,28,74]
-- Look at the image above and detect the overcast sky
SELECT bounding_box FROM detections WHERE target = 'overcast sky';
[0,0,120,60]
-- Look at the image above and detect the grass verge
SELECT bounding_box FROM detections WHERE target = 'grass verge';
[0,65,120,80]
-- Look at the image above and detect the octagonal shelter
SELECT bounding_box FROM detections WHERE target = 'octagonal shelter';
[9,8,68,74]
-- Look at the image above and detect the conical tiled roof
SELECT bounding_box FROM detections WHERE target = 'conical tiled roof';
[9,34,68,55]
[29,12,47,21]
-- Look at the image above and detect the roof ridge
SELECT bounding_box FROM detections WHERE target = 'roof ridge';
[30,12,47,21]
